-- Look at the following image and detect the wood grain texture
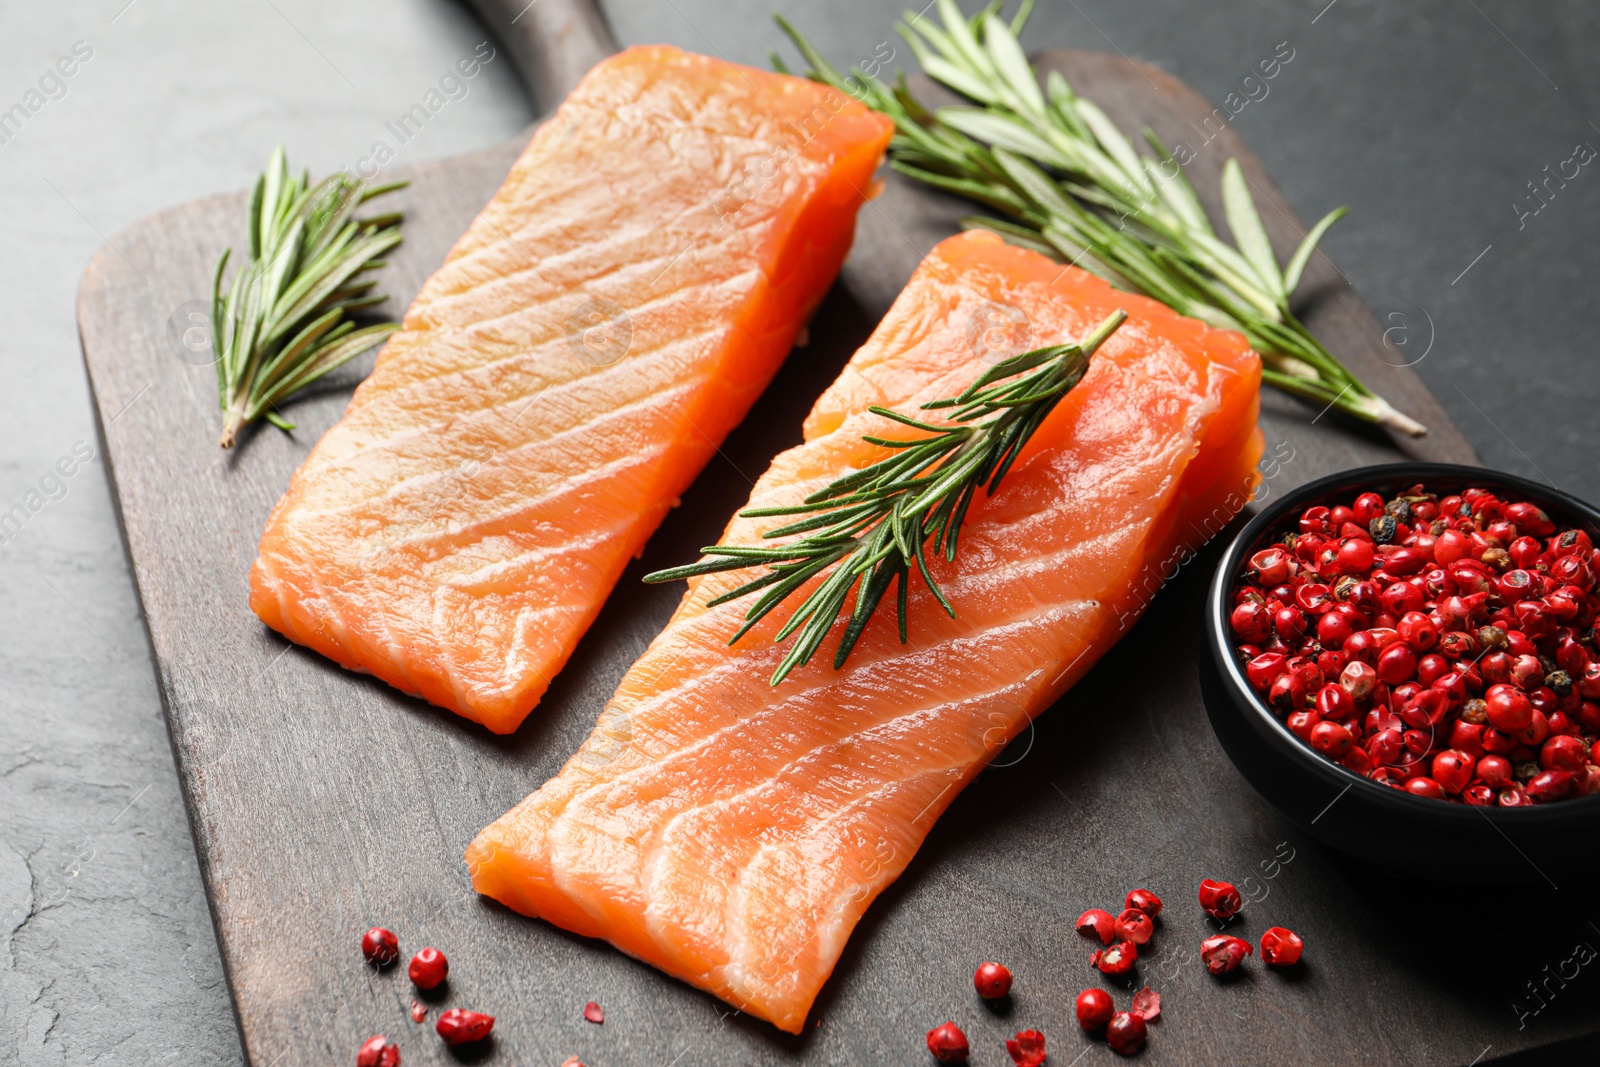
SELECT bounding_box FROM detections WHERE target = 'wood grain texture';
[79,48,1596,1067]
[462,0,620,110]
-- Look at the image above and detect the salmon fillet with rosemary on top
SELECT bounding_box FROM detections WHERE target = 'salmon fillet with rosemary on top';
[467,230,1263,1030]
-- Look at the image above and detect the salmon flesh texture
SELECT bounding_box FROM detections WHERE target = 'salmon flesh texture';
[467,231,1264,1031]
[248,46,893,733]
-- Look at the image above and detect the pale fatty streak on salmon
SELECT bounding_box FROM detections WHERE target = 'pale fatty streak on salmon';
[469,231,1265,1032]
[246,46,894,734]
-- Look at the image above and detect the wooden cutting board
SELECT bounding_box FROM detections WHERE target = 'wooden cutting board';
[79,1,1597,1063]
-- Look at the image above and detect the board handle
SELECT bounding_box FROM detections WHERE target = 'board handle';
[460,0,620,112]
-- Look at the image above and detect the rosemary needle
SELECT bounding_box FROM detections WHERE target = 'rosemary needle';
[645,309,1127,685]
[774,0,1426,436]
[212,146,407,448]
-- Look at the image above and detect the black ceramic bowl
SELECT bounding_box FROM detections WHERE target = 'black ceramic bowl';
[1200,463,1600,883]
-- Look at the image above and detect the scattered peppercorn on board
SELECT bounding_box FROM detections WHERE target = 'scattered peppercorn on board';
[79,1,1600,1064]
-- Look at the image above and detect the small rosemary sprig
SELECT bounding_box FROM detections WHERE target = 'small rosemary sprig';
[645,309,1126,684]
[774,1,1427,437]
[212,146,407,447]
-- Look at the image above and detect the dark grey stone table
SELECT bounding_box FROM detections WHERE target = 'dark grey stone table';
[0,1,1594,1063]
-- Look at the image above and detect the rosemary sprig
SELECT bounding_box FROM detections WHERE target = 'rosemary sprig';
[212,146,407,447]
[774,1,1427,436]
[645,309,1127,684]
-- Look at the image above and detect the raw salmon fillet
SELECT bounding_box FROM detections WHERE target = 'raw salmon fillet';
[468,231,1263,1030]
[248,47,892,733]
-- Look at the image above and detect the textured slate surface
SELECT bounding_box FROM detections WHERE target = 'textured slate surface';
[4,0,1599,1064]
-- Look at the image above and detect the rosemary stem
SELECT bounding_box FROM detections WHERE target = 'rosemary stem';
[1356,394,1429,437]
[774,6,1429,438]
[219,405,248,449]
[645,309,1127,684]
[212,147,406,449]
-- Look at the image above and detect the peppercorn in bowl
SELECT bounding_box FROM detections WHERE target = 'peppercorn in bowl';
[1200,463,1600,882]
